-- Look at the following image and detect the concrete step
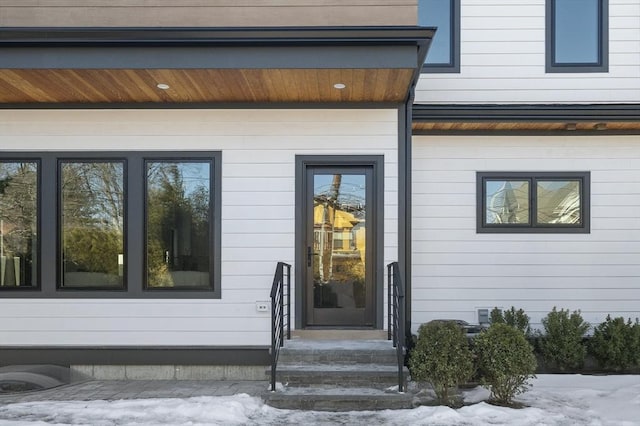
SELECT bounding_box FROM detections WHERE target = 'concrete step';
[291,330,388,340]
[278,339,400,365]
[263,387,415,411]
[275,364,408,389]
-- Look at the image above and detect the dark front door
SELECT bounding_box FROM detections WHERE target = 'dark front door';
[303,165,375,327]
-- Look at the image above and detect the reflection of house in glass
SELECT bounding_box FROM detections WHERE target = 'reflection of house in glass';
[486,180,529,224]
[537,180,581,224]
[313,175,366,309]
[486,179,582,225]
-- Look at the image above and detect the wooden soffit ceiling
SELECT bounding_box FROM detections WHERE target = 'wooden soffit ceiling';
[412,104,640,134]
[413,121,640,132]
[0,27,433,105]
[0,68,414,104]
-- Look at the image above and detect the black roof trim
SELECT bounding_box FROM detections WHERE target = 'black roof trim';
[413,104,640,122]
[0,26,435,47]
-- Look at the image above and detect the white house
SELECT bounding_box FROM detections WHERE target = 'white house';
[0,0,638,378]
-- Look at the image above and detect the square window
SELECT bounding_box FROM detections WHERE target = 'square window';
[484,180,530,226]
[536,180,582,225]
[478,172,590,233]
[419,0,460,73]
[546,0,608,72]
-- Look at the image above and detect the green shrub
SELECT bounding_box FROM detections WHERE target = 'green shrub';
[474,323,537,406]
[409,321,474,407]
[590,315,640,371]
[490,307,532,337]
[539,307,590,371]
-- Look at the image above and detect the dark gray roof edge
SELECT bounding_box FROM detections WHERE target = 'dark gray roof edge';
[0,26,435,47]
[413,104,640,122]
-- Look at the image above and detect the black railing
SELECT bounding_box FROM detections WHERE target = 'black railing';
[270,261,291,392]
[387,261,406,392]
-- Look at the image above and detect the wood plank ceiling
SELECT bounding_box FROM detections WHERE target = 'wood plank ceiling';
[0,68,415,104]
[413,122,640,132]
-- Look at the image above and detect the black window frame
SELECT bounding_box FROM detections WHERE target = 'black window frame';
[0,158,41,292]
[419,0,461,73]
[143,157,216,292]
[546,0,609,73]
[0,151,221,299]
[477,172,590,234]
[57,158,128,291]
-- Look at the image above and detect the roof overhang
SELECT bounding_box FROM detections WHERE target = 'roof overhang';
[413,104,640,134]
[0,27,434,105]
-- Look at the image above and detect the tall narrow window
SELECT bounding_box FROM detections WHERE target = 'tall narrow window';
[0,161,38,288]
[546,0,608,72]
[419,0,460,73]
[60,161,125,289]
[146,161,212,290]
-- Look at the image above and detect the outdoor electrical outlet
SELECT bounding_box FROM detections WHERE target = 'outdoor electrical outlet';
[256,302,270,312]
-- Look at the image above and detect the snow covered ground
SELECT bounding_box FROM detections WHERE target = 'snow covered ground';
[0,375,639,425]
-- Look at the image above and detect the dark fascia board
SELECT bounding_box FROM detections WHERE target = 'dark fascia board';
[413,104,640,122]
[0,26,435,47]
[0,26,434,71]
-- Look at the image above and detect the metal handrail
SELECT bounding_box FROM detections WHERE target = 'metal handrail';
[387,261,406,392]
[270,261,291,392]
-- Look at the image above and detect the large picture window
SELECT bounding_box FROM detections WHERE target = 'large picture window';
[0,152,220,298]
[146,161,212,290]
[546,0,608,72]
[477,172,590,233]
[419,0,460,73]
[0,161,39,289]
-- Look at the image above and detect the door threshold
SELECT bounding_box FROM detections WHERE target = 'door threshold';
[291,329,387,340]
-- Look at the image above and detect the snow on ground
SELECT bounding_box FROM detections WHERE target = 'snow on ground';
[0,375,639,426]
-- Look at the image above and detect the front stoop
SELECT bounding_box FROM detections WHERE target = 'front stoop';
[263,339,413,411]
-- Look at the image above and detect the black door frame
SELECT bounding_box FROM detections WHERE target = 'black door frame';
[295,155,384,329]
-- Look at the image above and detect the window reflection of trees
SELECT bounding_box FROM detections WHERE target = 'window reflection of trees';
[0,162,37,287]
[61,162,124,288]
[146,162,210,289]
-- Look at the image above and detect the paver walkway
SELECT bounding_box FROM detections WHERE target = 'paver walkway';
[0,380,267,404]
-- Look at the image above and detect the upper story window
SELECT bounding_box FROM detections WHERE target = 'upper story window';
[419,0,460,73]
[477,172,590,233]
[546,0,608,72]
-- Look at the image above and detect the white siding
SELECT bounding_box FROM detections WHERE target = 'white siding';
[412,135,640,332]
[415,0,640,104]
[0,108,399,346]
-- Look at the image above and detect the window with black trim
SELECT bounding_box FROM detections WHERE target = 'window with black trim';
[0,160,39,289]
[145,160,213,290]
[419,0,460,73]
[0,151,220,298]
[59,160,126,289]
[477,172,590,233]
[546,0,608,73]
